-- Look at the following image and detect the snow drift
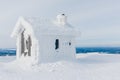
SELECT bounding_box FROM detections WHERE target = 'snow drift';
[0,53,120,80]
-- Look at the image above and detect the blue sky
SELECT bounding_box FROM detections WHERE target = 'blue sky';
[0,0,120,48]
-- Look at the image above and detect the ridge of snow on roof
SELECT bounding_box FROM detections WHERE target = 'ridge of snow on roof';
[11,16,80,38]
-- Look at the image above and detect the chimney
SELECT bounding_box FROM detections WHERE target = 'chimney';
[57,14,67,25]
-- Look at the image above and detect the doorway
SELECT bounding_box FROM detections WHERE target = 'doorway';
[21,30,32,56]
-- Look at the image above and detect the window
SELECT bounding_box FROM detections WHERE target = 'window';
[69,42,71,46]
[55,39,59,50]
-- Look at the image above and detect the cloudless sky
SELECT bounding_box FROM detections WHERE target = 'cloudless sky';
[0,0,120,48]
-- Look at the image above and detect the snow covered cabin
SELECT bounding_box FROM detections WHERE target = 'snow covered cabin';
[11,14,79,64]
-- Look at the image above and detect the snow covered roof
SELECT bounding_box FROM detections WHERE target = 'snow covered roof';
[11,15,80,38]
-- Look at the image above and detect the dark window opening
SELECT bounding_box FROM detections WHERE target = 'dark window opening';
[69,42,71,46]
[55,39,59,50]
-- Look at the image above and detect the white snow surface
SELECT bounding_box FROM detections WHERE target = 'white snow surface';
[0,53,120,80]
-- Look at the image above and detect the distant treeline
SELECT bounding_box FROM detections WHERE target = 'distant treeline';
[76,47,120,54]
[0,49,16,56]
[0,47,120,56]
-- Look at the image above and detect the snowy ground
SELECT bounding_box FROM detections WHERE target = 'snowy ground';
[0,53,120,80]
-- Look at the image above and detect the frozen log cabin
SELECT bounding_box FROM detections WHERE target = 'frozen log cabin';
[11,14,80,64]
